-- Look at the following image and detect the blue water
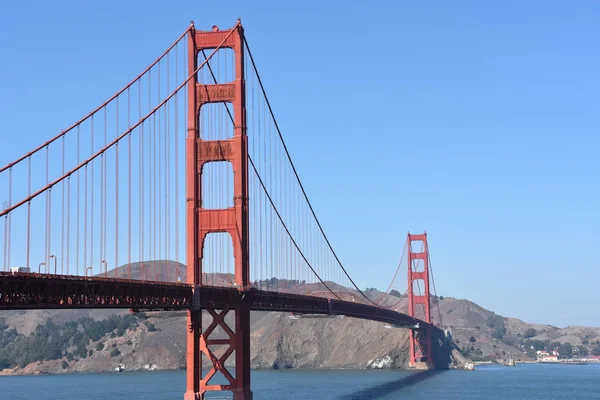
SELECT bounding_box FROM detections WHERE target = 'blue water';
[1,364,599,399]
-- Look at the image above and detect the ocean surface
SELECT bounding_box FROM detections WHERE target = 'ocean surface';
[1,363,599,399]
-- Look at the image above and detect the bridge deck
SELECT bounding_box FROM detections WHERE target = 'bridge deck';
[0,272,426,329]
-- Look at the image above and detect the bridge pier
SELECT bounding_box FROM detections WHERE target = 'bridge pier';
[409,361,435,370]
[409,326,434,369]
[232,304,253,400]
[184,304,253,400]
[410,326,459,370]
[186,20,253,400]
[184,310,201,400]
[407,233,434,368]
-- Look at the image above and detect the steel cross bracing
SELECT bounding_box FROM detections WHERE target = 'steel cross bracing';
[0,19,443,400]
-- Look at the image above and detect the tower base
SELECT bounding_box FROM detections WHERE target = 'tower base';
[408,361,435,370]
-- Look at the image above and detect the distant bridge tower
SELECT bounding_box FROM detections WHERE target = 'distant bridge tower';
[407,232,433,368]
[186,21,252,399]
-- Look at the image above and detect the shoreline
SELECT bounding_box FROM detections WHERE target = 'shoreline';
[474,360,600,366]
[0,365,425,377]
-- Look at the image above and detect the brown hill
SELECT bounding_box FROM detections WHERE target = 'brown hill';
[1,262,598,374]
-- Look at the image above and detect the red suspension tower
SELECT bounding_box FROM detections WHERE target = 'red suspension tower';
[186,21,252,399]
[407,232,433,368]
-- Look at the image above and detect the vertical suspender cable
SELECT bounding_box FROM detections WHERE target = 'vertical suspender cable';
[103,107,108,276]
[139,80,144,269]
[147,71,152,268]
[166,52,171,281]
[115,98,119,277]
[91,116,95,275]
[3,176,6,271]
[250,66,256,286]
[84,151,88,276]
[153,76,157,273]
[27,157,31,269]
[258,90,264,289]
[157,61,162,279]
[147,71,151,276]
[76,127,80,275]
[48,148,53,273]
[90,115,94,272]
[267,102,272,288]
[45,146,49,272]
[66,171,70,274]
[101,109,105,276]
[3,169,11,271]
[7,168,11,270]
[174,42,180,277]
[61,136,65,274]
[128,87,132,274]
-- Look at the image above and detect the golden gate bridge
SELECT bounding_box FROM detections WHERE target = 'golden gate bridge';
[0,20,449,399]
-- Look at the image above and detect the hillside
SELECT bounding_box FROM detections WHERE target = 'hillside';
[0,309,415,375]
[430,297,600,362]
[1,261,598,374]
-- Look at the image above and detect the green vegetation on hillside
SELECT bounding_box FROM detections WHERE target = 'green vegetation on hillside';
[558,342,573,358]
[575,345,588,357]
[0,315,140,369]
[486,313,506,339]
[0,318,19,369]
[523,328,537,338]
[459,344,495,362]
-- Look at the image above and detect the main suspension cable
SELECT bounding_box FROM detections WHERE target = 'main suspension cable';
[198,48,340,299]
[0,27,191,174]
[243,37,384,307]
[247,157,340,298]
[0,28,236,219]
[428,251,444,328]
[373,239,408,306]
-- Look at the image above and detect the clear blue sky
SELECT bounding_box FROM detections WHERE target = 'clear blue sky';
[1,1,598,328]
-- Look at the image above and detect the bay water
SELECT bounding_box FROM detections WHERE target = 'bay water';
[1,363,599,399]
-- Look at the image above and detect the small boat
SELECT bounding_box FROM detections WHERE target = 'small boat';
[503,353,516,366]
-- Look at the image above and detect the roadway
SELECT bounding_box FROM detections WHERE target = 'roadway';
[0,272,427,329]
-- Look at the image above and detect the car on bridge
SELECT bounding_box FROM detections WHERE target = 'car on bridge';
[9,266,30,274]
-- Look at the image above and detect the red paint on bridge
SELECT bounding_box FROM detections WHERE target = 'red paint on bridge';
[0,272,427,328]
[407,233,434,368]
[186,21,253,399]
[0,19,445,399]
